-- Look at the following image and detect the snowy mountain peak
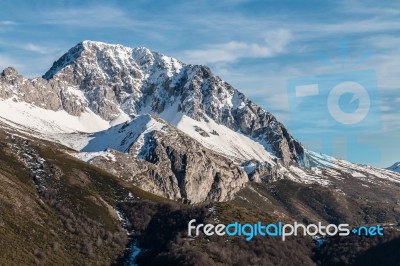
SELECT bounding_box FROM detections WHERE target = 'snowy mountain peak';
[3,41,306,166]
[80,40,152,56]
[81,40,125,49]
[43,42,85,80]
[44,40,182,80]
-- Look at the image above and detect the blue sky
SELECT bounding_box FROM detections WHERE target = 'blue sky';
[0,0,399,167]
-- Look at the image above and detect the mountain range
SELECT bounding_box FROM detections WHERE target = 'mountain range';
[0,41,399,265]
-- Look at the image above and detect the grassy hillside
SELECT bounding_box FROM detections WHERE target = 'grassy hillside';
[0,129,167,265]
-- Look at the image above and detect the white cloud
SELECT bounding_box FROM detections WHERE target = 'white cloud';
[182,29,292,64]
[22,43,52,54]
[0,20,17,25]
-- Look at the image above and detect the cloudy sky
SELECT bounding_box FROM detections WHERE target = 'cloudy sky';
[0,0,399,167]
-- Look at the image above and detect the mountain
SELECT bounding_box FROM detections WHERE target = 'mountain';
[0,40,306,203]
[43,41,306,165]
[1,40,399,205]
[387,162,400,173]
[1,40,400,265]
[2,46,299,162]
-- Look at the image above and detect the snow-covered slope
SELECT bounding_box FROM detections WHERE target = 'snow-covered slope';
[0,96,278,167]
[0,98,118,134]
[82,114,166,154]
[174,114,276,164]
[306,151,400,185]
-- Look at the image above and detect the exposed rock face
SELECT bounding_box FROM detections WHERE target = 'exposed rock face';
[0,67,87,116]
[84,115,248,204]
[136,124,248,203]
[241,160,281,183]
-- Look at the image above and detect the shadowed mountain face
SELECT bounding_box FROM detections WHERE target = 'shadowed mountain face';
[0,41,400,265]
[387,162,400,173]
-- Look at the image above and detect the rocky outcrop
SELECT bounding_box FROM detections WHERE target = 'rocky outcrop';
[136,126,248,203]
[241,160,282,183]
[85,116,248,204]
[0,67,87,116]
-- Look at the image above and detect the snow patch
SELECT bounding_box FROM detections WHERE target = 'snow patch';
[71,150,116,163]
[0,99,111,133]
[173,114,277,164]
